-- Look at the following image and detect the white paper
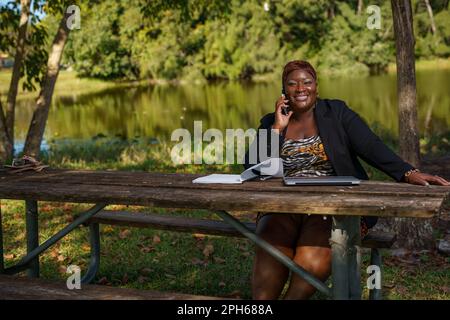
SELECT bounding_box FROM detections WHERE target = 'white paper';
[192,158,284,184]
[192,174,243,184]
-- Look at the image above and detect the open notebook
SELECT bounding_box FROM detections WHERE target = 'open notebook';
[192,158,283,184]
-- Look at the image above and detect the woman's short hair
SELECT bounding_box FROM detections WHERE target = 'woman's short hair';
[282,60,317,87]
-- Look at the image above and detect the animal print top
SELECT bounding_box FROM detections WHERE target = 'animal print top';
[281,135,335,177]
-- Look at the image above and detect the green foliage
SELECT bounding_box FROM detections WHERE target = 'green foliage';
[0,1,48,92]
[318,1,395,76]
[12,0,447,82]
[64,1,138,80]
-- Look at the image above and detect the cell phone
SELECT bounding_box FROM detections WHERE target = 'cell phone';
[281,88,291,116]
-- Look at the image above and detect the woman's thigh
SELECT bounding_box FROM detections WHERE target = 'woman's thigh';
[252,213,300,299]
[256,213,299,249]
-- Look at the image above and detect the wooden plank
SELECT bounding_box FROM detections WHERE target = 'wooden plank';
[1,169,449,198]
[0,180,444,217]
[89,210,396,248]
[0,169,448,217]
[0,275,226,300]
[90,210,256,236]
[361,232,396,249]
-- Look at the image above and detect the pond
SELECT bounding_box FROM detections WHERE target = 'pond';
[14,69,450,150]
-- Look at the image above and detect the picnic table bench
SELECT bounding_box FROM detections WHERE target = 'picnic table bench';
[0,169,449,300]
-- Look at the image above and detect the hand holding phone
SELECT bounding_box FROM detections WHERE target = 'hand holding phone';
[281,104,292,116]
[280,91,291,116]
[273,93,292,132]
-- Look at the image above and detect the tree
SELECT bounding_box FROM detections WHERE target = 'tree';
[23,6,73,157]
[391,0,420,168]
[5,0,30,157]
[386,0,433,249]
[0,0,48,163]
[357,0,363,15]
[0,0,31,162]
[424,0,437,34]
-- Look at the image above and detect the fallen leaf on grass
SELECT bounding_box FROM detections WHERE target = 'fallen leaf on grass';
[383,283,395,289]
[153,235,161,244]
[119,229,131,239]
[139,245,155,254]
[97,277,111,285]
[440,286,450,293]
[62,204,73,212]
[395,285,408,295]
[203,244,214,257]
[57,255,66,262]
[140,268,154,276]
[58,265,67,274]
[137,276,148,284]
[191,258,205,266]
[103,226,114,233]
[4,254,15,260]
[193,233,205,240]
[213,257,225,264]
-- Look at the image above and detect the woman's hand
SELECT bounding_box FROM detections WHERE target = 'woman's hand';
[272,94,293,132]
[406,171,450,186]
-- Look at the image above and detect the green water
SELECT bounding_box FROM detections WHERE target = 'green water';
[14,69,450,144]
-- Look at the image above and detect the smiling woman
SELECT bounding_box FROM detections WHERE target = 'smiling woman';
[245,60,450,300]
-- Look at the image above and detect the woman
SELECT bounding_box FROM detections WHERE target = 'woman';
[244,60,449,300]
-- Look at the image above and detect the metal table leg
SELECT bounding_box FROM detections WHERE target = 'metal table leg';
[331,215,361,300]
[369,248,382,300]
[4,203,106,275]
[26,200,39,278]
[81,223,100,284]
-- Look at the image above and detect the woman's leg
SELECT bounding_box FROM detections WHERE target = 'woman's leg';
[283,215,332,300]
[283,246,331,300]
[252,213,299,300]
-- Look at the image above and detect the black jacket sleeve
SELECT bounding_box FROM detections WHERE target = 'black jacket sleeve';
[339,102,414,182]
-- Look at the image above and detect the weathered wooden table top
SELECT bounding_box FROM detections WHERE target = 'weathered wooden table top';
[0,169,449,217]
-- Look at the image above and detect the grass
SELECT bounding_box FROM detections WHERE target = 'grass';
[0,70,144,101]
[1,138,449,299]
[388,58,450,73]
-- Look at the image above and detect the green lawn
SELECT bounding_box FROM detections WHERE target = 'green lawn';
[0,70,142,101]
[1,138,449,299]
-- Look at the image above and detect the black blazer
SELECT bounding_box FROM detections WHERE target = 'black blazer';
[244,98,414,228]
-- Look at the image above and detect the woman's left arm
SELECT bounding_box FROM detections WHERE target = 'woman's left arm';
[340,103,449,186]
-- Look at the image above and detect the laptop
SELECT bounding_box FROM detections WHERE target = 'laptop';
[283,176,361,186]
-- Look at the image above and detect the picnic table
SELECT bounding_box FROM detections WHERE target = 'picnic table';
[0,169,449,300]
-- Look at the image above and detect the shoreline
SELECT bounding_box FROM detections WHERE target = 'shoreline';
[1,58,449,100]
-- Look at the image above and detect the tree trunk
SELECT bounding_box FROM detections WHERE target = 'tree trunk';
[391,0,420,168]
[5,0,31,158]
[327,1,335,19]
[23,11,71,158]
[0,99,13,164]
[384,0,433,250]
[357,0,363,15]
[424,0,437,35]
